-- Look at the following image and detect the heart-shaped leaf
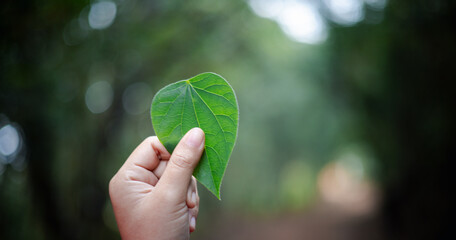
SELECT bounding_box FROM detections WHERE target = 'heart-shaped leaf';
[151,72,238,199]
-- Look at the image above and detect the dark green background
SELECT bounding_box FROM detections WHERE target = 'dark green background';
[1,0,455,239]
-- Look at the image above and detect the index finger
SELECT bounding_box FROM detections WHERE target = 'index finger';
[123,136,171,172]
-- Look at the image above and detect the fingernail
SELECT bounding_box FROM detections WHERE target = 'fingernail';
[185,128,204,148]
[192,192,196,205]
[190,216,196,229]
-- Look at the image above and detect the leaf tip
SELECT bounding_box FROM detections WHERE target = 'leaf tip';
[214,190,222,200]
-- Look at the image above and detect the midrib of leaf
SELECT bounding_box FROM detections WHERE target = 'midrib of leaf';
[187,81,224,192]
[189,82,228,156]
[187,84,216,190]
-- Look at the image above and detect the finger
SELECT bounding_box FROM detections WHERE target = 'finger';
[189,207,198,232]
[187,177,197,208]
[110,137,168,199]
[124,167,159,186]
[152,160,168,179]
[189,206,199,220]
[124,136,170,172]
[157,128,205,198]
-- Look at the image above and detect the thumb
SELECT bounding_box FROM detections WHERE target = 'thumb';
[157,128,205,197]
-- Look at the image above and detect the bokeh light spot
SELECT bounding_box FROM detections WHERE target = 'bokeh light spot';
[277,1,327,44]
[249,0,327,44]
[88,1,117,30]
[317,160,379,215]
[0,125,21,161]
[85,81,114,114]
[248,0,285,19]
[324,0,364,26]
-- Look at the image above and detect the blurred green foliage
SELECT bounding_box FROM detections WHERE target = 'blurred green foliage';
[1,0,455,239]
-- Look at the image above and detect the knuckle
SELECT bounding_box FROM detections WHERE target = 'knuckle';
[124,169,137,181]
[144,136,156,144]
[171,151,193,169]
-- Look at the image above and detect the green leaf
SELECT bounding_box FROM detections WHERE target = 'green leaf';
[150,72,239,199]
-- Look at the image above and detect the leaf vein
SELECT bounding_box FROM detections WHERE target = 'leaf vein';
[161,124,182,139]
[156,85,187,119]
[205,145,224,174]
[203,84,229,90]
[192,86,236,107]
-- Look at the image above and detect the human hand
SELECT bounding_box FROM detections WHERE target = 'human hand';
[109,128,205,240]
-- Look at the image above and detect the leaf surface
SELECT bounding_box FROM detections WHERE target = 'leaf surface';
[151,72,238,199]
